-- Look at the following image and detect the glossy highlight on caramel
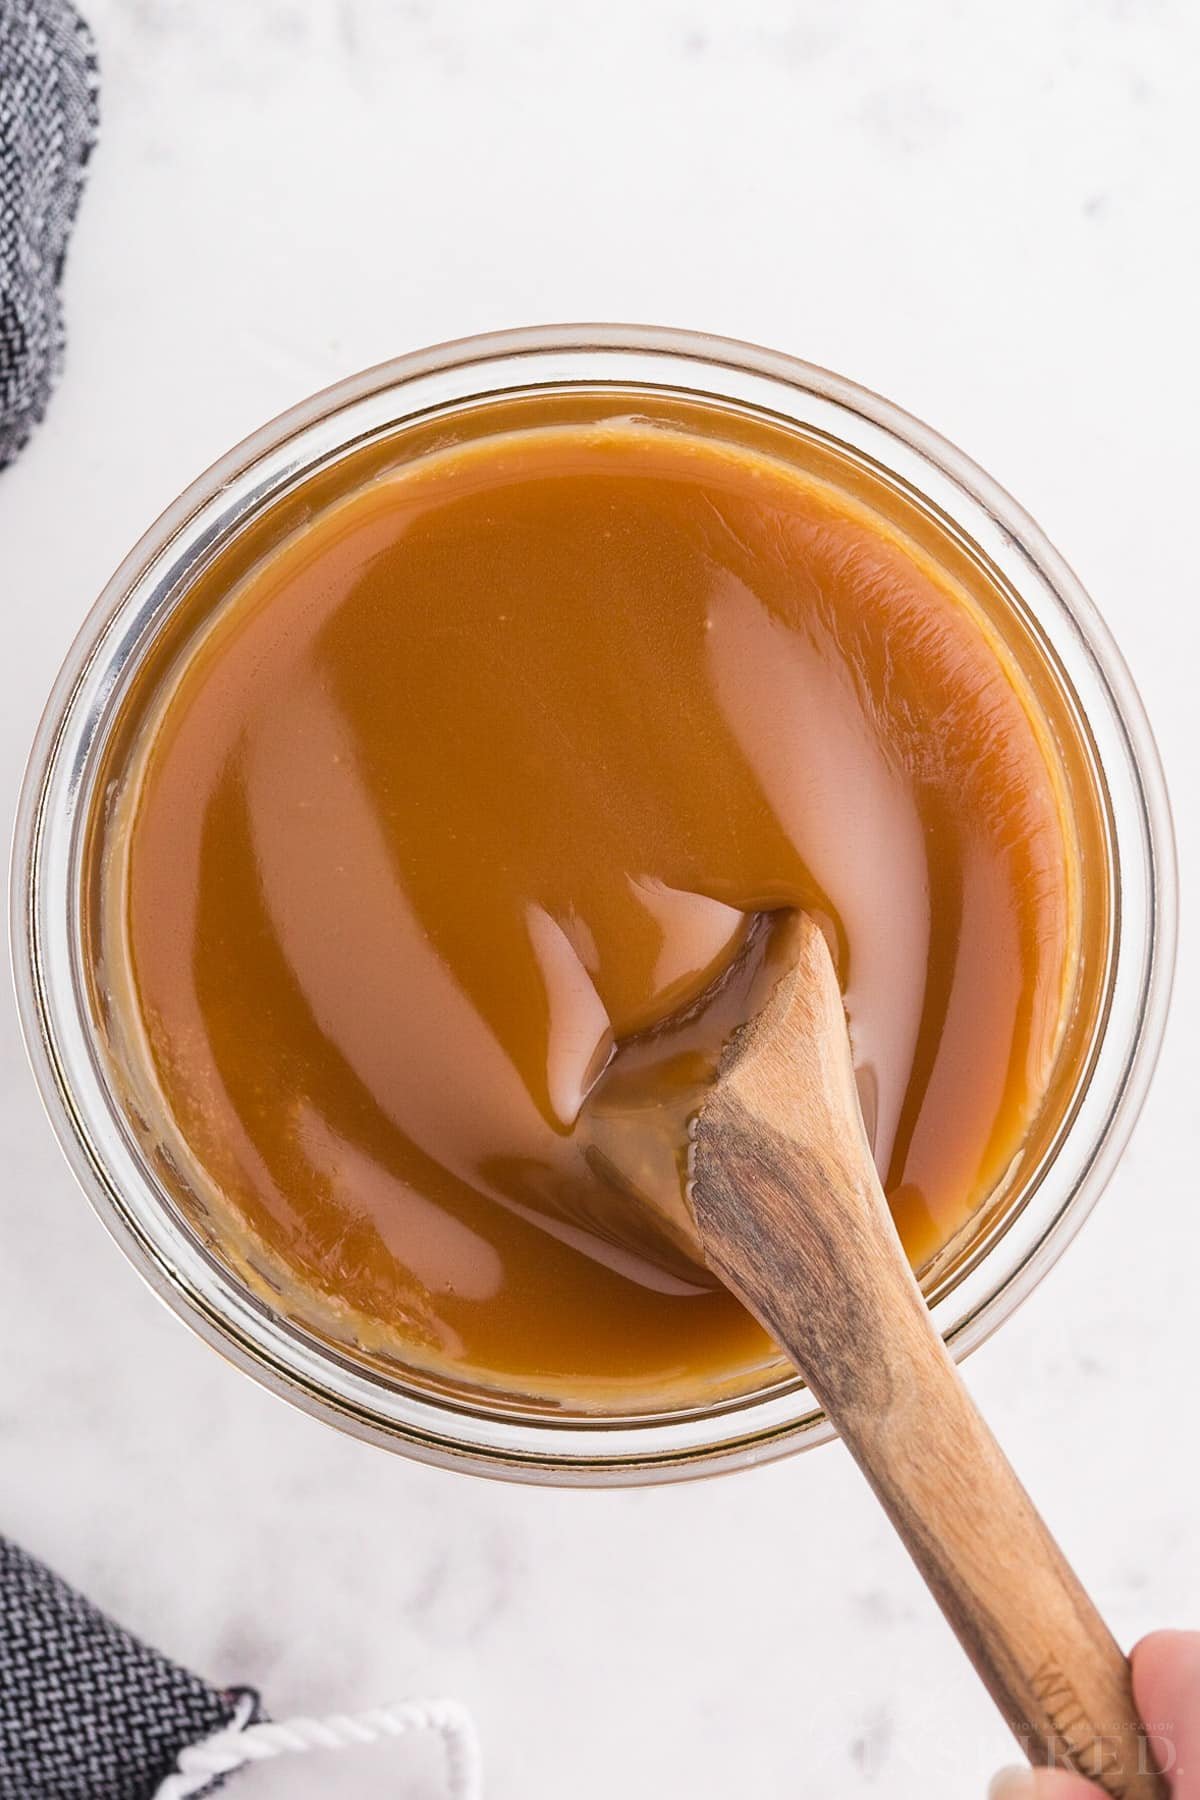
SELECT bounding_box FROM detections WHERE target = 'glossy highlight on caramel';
[89,393,1107,1410]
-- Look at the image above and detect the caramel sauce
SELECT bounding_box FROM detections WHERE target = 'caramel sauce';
[89,396,1106,1409]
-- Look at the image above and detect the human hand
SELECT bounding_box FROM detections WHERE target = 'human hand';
[988,1633,1200,1798]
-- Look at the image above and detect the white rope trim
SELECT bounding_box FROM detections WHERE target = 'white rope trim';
[154,1692,482,1799]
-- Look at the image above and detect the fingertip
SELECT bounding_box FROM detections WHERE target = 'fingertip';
[1131,1628,1200,1785]
[988,1767,1103,1799]
[1132,1627,1200,1676]
[989,1768,1035,1798]
[1132,1627,1200,1721]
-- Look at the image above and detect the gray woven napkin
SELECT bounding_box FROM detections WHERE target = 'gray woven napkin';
[0,1537,480,1797]
[0,1538,255,1800]
[0,0,98,468]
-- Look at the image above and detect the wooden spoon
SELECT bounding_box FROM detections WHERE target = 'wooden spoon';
[685,912,1164,1798]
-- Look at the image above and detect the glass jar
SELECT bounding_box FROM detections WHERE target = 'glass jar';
[10,326,1176,1484]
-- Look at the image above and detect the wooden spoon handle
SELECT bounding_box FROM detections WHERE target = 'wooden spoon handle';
[697,1136,1165,1799]
[689,916,1165,1795]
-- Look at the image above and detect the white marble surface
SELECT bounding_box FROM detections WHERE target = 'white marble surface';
[2,2,1199,1795]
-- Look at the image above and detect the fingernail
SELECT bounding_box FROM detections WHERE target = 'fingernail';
[988,1769,1035,1800]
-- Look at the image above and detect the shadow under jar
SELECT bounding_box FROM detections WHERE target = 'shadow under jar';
[12,327,1175,1483]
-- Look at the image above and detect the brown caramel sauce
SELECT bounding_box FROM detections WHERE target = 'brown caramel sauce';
[86,393,1109,1411]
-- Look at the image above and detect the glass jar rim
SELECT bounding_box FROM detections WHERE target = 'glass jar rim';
[9,324,1178,1484]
